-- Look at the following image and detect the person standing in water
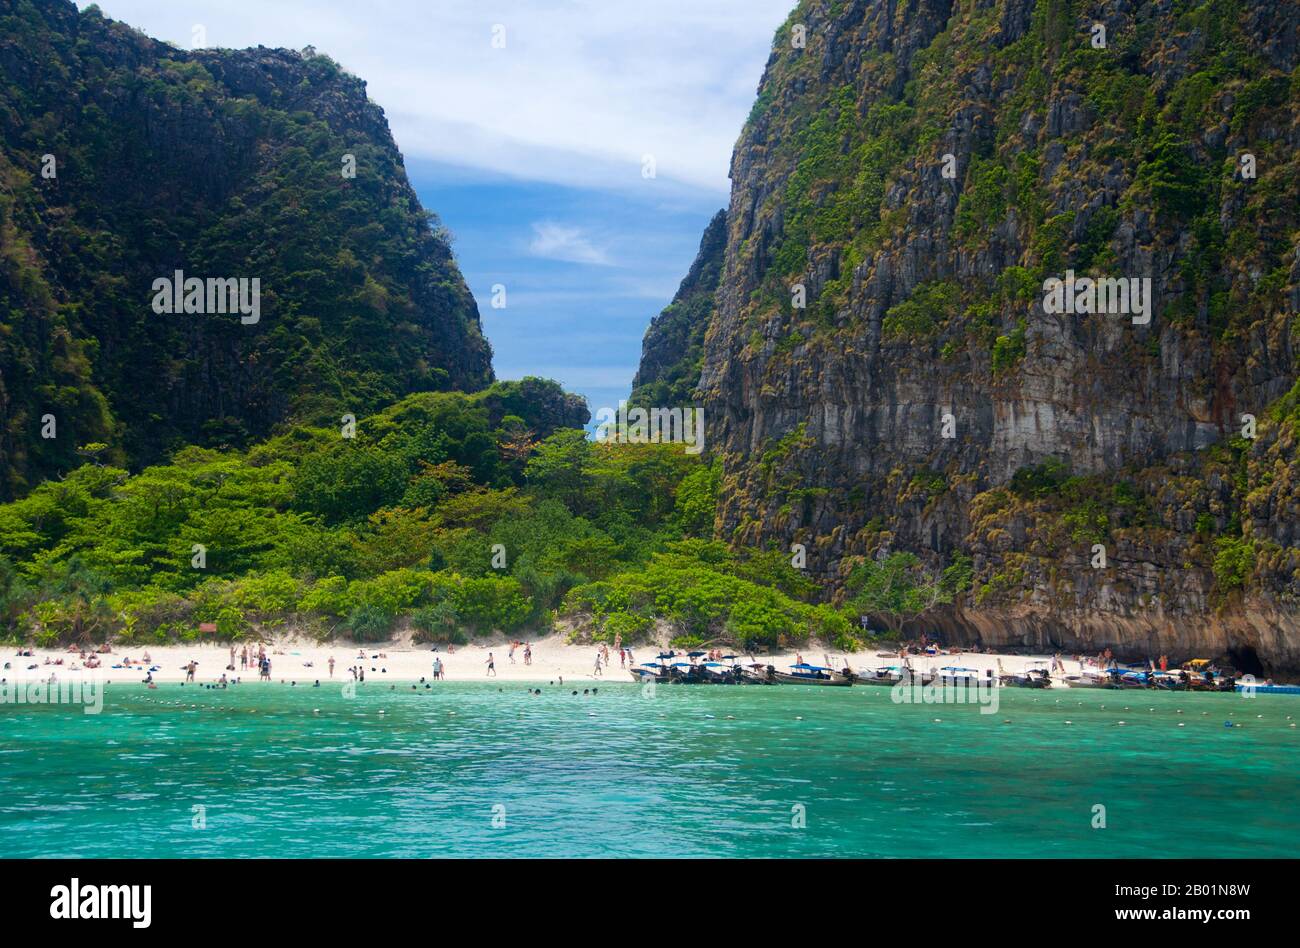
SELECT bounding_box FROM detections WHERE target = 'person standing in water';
[485,653,496,677]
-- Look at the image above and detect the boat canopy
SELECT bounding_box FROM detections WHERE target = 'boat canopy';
[790,663,833,671]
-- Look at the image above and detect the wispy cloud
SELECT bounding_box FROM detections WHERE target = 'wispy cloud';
[527,222,611,266]
[78,0,796,193]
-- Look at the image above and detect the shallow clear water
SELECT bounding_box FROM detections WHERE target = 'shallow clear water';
[1,681,1296,857]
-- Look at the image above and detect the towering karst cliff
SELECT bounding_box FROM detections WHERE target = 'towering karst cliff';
[630,209,726,410]
[639,0,1300,672]
[0,0,494,498]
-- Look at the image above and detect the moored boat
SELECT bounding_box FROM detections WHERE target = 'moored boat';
[772,663,853,686]
[934,666,996,687]
[1106,668,1153,689]
[1063,672,1108,689]
[999,661,1053,688]
[853,665,910,686]
[1234,681,1300,695]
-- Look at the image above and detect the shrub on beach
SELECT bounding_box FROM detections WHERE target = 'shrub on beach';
[346,603,394,642]
[410,602,467,645]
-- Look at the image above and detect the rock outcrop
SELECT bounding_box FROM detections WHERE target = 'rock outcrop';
[0,0,493,497]
[630,209,726,409]
[639,0,1300,673]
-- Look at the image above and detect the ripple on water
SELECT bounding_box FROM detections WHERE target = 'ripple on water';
[0,683,1296,857]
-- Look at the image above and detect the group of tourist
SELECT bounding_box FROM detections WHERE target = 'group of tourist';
[591,644,635,676]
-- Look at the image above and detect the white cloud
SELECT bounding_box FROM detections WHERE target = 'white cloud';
[78,0,796,193]
[527,222,611,266]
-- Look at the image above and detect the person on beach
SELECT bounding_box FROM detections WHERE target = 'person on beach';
[328,656,335,677]
[240,645,248,670]
[523,643,531,666]
[619,648,626,669]
[593,652,603,676]
[358,666,364,683]
[185,660,197,682]
[433,656,443,680]
[485,653,496,677]
[508,642,517,664]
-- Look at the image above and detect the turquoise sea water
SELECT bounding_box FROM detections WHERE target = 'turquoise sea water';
[1,681,1296,857]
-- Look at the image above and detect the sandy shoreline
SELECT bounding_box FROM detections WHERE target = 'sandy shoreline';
[2,633,1095,687]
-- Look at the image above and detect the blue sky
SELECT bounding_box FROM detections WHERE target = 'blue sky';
[410,161,723,417]
[80,0,796,415]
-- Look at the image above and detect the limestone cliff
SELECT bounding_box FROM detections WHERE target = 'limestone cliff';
[0,0,494,497]
[630,209,726,409]
[642,0,1300,673]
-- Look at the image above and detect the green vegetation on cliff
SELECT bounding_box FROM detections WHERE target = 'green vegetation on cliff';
[629,209,726,410]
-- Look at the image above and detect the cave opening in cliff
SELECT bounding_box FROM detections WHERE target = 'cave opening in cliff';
[1226,645,1264,677]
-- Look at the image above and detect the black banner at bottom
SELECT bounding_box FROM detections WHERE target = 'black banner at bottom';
[0,858,1282,933]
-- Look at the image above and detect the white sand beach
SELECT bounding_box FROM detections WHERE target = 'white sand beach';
[2,632,1095,686]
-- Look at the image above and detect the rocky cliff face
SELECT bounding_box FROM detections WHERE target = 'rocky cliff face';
[630,209,726,409]
[644,0,1300,673]
[0,0,493,497]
